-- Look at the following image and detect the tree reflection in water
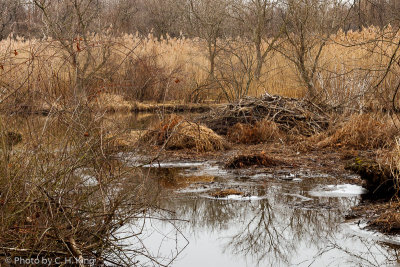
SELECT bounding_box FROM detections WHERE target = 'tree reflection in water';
[158,183,399,266]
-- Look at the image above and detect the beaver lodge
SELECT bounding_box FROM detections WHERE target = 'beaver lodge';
[201,93,330,136]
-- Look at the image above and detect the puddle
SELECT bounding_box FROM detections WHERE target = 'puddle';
[118,159,400,266]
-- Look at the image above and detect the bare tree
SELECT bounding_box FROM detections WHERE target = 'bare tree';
[33,0,110,102]
[0,0,27,40]
[276,0,348,101]
[185,0,231,78]
[232,0,283,80]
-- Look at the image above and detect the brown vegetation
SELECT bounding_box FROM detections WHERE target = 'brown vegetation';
[2,131,22,148]
[351,201,400,233]
[0,107,161,264]
[203,94,330,136]
[225,152,284,169]
[1,0,400,260]
[372,201,400,232]
[227,119,281,144]
[130,102,214,113]
[109,130,146,150]
[143,115,228,152]
[315,114,397,150]
[2,26,400,107]
[90,93,133,112]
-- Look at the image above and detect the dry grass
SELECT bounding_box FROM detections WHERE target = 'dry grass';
[143,115,228,152]
[372,201,400,232]
[227,119,281,144]
[1,26,400,105]
[314,114,398,149]
[109,130,146,149]
[90,93,133,112]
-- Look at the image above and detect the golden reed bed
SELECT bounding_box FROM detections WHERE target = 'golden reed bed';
[0,26,398,105]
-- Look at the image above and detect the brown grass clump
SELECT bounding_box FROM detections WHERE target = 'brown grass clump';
[160,175,215,189]
[91,93,133,112]
[143,115,228,152]
[227,119,281,144]
[109,130,146,149]
[226,151,284,169]
[210,189,244,198]
[316,114,398,149]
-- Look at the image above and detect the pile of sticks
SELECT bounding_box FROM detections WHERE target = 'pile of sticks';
[200,93,330,136]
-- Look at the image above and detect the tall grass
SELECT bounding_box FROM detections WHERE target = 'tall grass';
[0,26,399,105]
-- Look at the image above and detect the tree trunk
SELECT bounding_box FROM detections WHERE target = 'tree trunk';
[208,40,216,78]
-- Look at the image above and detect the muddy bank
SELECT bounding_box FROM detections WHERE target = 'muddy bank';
[5,100,217,115]
[344,157,400,234]
[131,102,217,113]
[346,158,398,200]
[348,200,400,234]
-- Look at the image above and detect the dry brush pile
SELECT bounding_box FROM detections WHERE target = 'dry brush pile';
[202,93,330,137]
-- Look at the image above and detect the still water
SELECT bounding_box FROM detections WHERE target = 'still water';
[9,113,400,266]
[118,158,400,267]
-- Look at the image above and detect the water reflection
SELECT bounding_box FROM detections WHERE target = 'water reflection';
[135,165,400,267]
[161,195,346,265]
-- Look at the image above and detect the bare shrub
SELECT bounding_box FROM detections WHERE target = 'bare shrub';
[121,54,186,102]
[0,107,166,265]
[123,55,168,101]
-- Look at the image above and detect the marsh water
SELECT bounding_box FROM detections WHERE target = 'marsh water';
[116,156,400,267]
[11,113,400,266]
[111,113,400,266]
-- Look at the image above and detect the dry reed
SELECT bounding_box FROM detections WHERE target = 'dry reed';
[1,26,400,106]
[227,119,281,144]
[143,115,228,152]
[316,113,398,149]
